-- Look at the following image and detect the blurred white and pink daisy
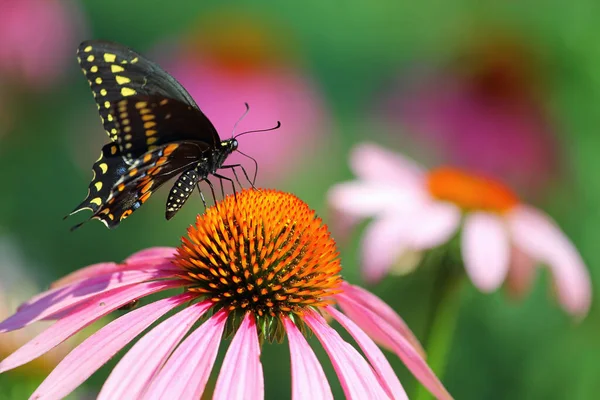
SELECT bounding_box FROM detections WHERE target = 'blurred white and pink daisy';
[160,9,330,184]
[0,0,85,90]
[0,189,452,400]
[328,143,591,317]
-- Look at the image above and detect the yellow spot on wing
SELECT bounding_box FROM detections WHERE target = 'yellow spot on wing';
[107,114,113,121]
[131,57,139,64]
[99,163,108,174]
[100,89,108,96]
[95,77,102,84]
[84,45,93,52]
[87,55,95,62]
[142,114,155,121]
[90,197,102,206]
[111,128,117,135]
[159,99,168,106]
[95,182,103,191]
[111,65,125,73]
[135,101,147,109]
[147,137,158,145]
[116,76,131,85]
[104,101,110,109]
[144,121,156,129]
[90,66,98,73]
[104,53,117,63]
[145,129,157,136]
[111,145,118,155]
[121,87,136,97]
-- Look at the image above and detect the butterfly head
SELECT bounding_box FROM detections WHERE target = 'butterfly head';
[220,138,239,153]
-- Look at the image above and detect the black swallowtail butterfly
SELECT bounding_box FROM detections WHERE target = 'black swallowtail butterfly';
[66,40,269,230]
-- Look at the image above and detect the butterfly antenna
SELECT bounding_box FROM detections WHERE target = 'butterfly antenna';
[234,121,281,139]
[236,150,259,185]
[231,103,250,138]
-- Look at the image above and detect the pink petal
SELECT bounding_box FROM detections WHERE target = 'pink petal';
[214,313,264,400]
[350,142,425,186]
[125,247,176,264]
[304,311,391,400]
[51,252,178,289]
[506,246,537,298]
[2,269,175,332]
[98,301,212,399]
[335,293,452,400]
[326,306,407,400]
[144,311,227,400]
[338,282,425,357]
[404,201,461,250]
[462,212,510,292]
[284,318,333,400]
[0,280,182,373]
[30,293,195,400]
[328,181,412,218]
[361,214,409,284]
[50,262,119,289]
[508,205,592,316]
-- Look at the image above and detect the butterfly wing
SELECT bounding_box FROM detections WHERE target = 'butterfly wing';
[111,95,220,160]
[77,40,219,145]
[70,141,208,229]
[67,143,128,220]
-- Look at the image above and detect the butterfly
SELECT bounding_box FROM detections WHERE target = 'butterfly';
[66,40,266,230]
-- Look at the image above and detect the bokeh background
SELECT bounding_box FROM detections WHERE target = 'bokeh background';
[1,1,599,399]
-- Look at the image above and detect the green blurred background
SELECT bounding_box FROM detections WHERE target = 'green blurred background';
[1,0,599,399]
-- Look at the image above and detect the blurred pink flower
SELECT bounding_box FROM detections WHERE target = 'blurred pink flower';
[0,0,84,89]
[0,190,451,400]
[329,143,591,317]
[381,34,558,194]
[161,11,330,184]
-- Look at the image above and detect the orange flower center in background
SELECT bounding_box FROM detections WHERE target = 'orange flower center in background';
[426,167,519,213]
[174,189,342,320]
[189,9,294,75]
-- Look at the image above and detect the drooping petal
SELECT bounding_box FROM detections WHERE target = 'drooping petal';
[304,311,391,400]
[50,262,118,289]
[461,212,510,292]
[144,310,227,400]
[403,201,461,250]
[350,142,425,186]
[51,250,179,289]
[326,306,407,400]
[508,205,592,316]
[98,301,212,400]
[1,269,175,332]
[214,313,263,400]
[0,280,182,373]
[30,293,195,400]
[335,294,452,400]
[284,318,333,400]
[125,247,177,264]
[328,181,417,218]
[361,214,410,284]
[506,246,537,298]
[338,282,425,357]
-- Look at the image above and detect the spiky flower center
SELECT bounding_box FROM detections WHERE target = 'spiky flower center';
[427,167,519,213]
[174,189,342,321]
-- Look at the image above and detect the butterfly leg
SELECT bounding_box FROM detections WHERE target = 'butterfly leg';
[203,178,219,209]
[213,173,237,200]
[221,164,256,189]
[196,183,208,209]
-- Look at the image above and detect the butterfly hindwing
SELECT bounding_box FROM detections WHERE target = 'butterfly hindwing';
[67,143,128,225]
[89,142,207,228]
[112,95,220,159]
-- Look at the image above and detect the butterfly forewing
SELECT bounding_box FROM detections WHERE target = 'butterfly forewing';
[112,95,220,159]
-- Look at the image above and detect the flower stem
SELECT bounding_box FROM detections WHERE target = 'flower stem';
[414,258,464,400]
